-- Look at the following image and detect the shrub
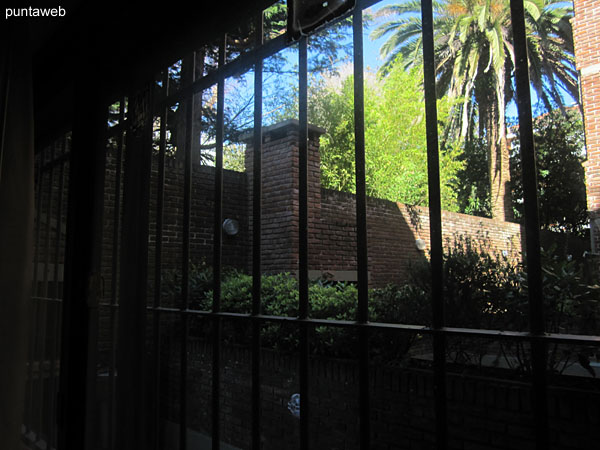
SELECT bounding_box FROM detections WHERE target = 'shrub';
[212,273,363,357]
[161,260,213,308]
[540,245,600,336]
[441,235,526,331]
[160,240,600,373]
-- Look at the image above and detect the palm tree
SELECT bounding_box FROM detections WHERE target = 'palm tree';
[371,0,578,220]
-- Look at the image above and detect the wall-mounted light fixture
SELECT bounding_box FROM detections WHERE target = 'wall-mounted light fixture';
[222,218,239,236]
[415,239,427,251]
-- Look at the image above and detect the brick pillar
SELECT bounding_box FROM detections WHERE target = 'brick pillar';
[244,119,325,273]
[573,0,600,253]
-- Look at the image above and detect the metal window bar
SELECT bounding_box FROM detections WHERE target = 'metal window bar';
[509,0,548,448]
[109,97,126,450]
[212,35,226,450]
[48,135,67,450]
[28,154,43,443]
[31,149,44,298]
[153,75,169,450]
[23,134,71,449]
[298,33,310,450]
[351,5,371,449]
[25,147,44,441]
[115,82,153,450]
[52,136,67,299]
[29,145,57,444]
[251,11,264,450]
[147,307,600,345]
[180,52,196,450]
[48,138,65,448]
[420,1,448,448]
[36,143,55,442]
[41,147,56,298]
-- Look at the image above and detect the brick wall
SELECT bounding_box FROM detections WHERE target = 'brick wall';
[98,150,250,357]
[244,120,324,274]
[147,158,250,272]
[244,121,525,286]
[101,149,250,297]
[315,190,524,287]
[573,0,600,252]
[98,120,587,317]
[244,120,528,287]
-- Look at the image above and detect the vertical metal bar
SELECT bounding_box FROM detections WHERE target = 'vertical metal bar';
[52,138,67,302]
[298,34,310,450]
[59,81,106,450]
[37,144,55,439]
[251,12,264,450]
[27,148,45,437]
[352,7,370,449]
[32,150,44,298]
[298,41,309,324]
[115,82,152,450]
[42,146,55,297]
[213,64,224,318]
[420,1,447,448]
[109,97,125,450]
[180,53,196,450]
[110,101,125,315]
[212,35,226,450]
[508,1,547,448]
[48,137,66,449]
[153,74,169,450]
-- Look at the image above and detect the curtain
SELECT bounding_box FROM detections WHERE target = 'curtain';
[0,21,35,449]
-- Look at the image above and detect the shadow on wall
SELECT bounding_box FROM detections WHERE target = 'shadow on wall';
[243,119,430,286]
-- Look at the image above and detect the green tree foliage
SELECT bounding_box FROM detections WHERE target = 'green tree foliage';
[222,143,246,172]
[309,62,463,210]
[510,108,587,235]
[372,0,578,219]
[455,108,587,227]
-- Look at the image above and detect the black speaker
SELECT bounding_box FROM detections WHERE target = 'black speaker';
[288,0,356,38]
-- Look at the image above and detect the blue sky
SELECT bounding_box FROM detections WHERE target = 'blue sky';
[363,0,395,70]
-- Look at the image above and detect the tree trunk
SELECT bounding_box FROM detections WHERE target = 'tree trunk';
[486,75,513,222]
[489,132,513,221]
